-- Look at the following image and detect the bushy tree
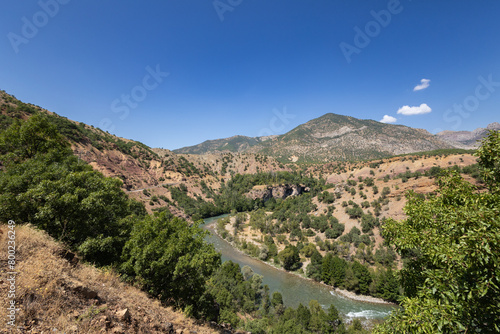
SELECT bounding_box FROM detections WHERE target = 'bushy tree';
[278,245,301,271]
[271,291,284,307]
[121,212,221,314]
[476,130,500,192]
[350,261,372,295]
[322,254,347,287]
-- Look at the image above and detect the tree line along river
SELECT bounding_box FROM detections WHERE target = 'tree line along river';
[202,215,395,320]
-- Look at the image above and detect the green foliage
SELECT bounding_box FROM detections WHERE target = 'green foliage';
[376,134,500,333]
[0,114,145,265]
[325,223,344,239]
[322,254,347,287]
[381,186,390,198]
[271,291,283,307]
[476,130,500,192]
[168,184,224,218]
[349,261,372,295]
[121,212,221,314]
[318,190,335,204]
[372,267,399,302]
[373,246,397,267]
[300,243,318,257]
[347,318,368,333]
[278,245,301,271]
[346,206,363,219]
[0,113,69,162]
[340,226,364,246]
[360,213,377,233]
[205,261,266,325]
[394,148,475,159]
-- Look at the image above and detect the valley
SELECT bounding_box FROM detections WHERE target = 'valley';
[0,90,497,333]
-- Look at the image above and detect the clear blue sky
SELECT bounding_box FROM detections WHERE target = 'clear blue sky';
[1,1,499,150]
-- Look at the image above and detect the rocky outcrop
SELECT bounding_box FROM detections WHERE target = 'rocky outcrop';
[246,184,308,201]
[436,122,500,148]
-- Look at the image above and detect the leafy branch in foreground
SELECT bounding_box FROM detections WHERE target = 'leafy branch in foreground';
[374,131,500,333]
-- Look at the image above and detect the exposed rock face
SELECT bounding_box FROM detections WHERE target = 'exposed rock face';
[246,184,308,201]
[436,122,500,148]
[175,113,453,162]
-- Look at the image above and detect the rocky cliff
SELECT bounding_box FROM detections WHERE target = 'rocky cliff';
[246,184,309,201]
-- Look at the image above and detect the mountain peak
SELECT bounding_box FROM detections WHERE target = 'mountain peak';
[487,122,500,130]
[176,112,453,162]
[436,122,500,149]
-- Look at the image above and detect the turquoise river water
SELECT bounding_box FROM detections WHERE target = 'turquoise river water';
[202,215,396,320]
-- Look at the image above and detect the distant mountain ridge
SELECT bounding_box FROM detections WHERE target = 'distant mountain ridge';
[174,135,267,155]
[436,122,500,149]
[176,113,455,162]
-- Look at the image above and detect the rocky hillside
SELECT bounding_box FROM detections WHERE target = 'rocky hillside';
[436,122,500,148]
[0,90,288,216]
[176,113,454,163]
[218,150,480,273]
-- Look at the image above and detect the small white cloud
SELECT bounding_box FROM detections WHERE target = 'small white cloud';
[380,115,397,123]
[397,103,432,116]
[413,78,430,91]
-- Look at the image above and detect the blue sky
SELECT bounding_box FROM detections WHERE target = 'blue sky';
[1,1,499,150]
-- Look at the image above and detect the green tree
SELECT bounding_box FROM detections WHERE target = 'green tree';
[324,304,346,334]
[0,113,69,163]
[351,261,372,295]
[322,254,347,287]
[271,291,284,307]
[375,268,399,302]
[121,212,221,314]
[347,318,367,333]
[476,130,500,192]
[0,113,145,265]
[278,245,301,271]
[306,250,323,281]
[375,131,500,333]
[296,303,311,329]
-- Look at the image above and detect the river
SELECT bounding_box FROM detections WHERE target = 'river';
[202,215,395,320]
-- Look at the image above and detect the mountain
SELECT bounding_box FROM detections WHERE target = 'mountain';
[177,113,454,163]
[173,135,270,154]
[436,122,500,149]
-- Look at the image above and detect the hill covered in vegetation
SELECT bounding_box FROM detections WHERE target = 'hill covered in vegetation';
[1,90,498,332]
[0,101,364,333]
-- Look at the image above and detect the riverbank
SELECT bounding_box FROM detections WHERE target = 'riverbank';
[205,219,396,307]
[332,288,396,305]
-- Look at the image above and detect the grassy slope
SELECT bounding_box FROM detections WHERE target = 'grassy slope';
[0,224,220,334]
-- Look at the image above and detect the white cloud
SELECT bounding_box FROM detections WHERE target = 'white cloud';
[380,115,397,123]
[397,103,432,116]
[413,78,430,91]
